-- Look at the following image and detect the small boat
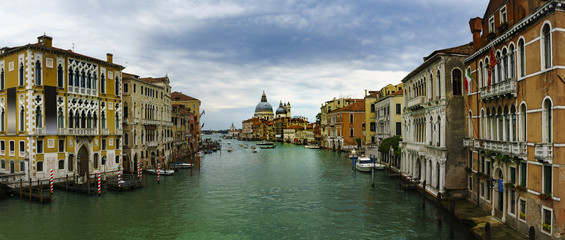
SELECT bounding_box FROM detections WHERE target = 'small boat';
[146,169,175,175]
[239,143,243,147]
[304,145,319,149]
[349,149,357,159]
[252,148,258,153]
[259,145,276,149]
[250,146,256,150]
[355,156,375,172]
[256,141,275,146]
[227,142,231,145]
[243,144,248,148]
[197,152,204,157]
[171,162,192,169]
[227,147,233,152]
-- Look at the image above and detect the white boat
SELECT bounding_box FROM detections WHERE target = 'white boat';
[304,145,319,149]
[243,144,248,148]
[171,162,192,169]
[252,148,258,153]
[197,151,204,157]
[356,156,385,172]
[349,149,357,159]
[146,169,175,175]
[227,147,233,152]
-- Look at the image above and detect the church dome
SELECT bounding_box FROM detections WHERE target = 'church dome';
[255,91,273,113]
[276,101,287,115]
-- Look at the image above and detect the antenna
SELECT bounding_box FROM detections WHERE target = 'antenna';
[72,43,75,52]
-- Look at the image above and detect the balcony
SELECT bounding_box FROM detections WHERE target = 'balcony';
[406,96,426,111]
[35,128,45,135]
[100,129,110,135]
[477,139,527,157]
[147,141,158,147]
[463,138,473,148]
[142,119,161,125]
[69,128,98,136]
[115,129,123,135]
[480,77,517,100]
[535,143,553,164]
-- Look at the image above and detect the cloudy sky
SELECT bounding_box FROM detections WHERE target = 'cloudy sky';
[3,0,488,129]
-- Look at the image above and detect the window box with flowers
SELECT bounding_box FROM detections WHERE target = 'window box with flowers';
[540,192,552,201]
[503,182,515,189]
[542,223,551,232]
[514,185,527,192]
[519,212,525,220]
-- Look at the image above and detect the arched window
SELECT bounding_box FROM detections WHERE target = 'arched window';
[74,70,79,87]
[518,39,525,77]
[480,109,485,138]
[86,73,91,89]
[542,24,552,69]
[0,109,4,132]
[543,98,552,143]
[101,74,106,94]
[497,107,503,141]
[93,74,97,90]
[478,62,483,88]
[80,71,85,88]
[115,112,120,129]
[509,44,515,79]
[68,68,74,87]
[57,64,63,88]
[484,58,490,87]
[511,105,517,142]
[502,49,508,81]
[68,111,74,128]
[19,63,24,86]
[452,69,462,95]
[437,116,441,146]
[1,68,4,90]
[19,107,25,132]
[101,112,106,129]
[35,106,42,128]
[57,108,64,128]
[504,106,510,141]
[115,77,120,95]
[35,60,42,85]
[520,104,527,142]
[468,111,473,137]
[496,52,502,83]
[87,113,92,129]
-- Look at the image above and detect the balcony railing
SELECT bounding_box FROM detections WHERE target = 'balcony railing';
[535,143,553,163]
[477,139,527,157]
[35,128,45,135]
[68,128,98,136]
[406,96,426,109]
[115,129,123,135]
[480,77,517,100]
[100,129,109,135]
[147,141,158,147]
[463,138,473,148]
[142,119,161,125]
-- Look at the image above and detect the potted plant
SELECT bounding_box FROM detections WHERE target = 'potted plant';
[514,185,527,192]
[503,182,515,189]
[542,223,551,232]
[540,192,552,201]
[519,212,525,220]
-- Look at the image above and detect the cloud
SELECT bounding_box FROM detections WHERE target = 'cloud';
[1,0,489,129]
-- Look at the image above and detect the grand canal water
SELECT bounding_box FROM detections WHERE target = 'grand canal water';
[0,136,474,240]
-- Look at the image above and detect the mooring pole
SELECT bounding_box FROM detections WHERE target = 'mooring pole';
[19,179,22,198]
[29,178,32,201]
[371,155,375,188]
[450,200,455,239]
[40,181,43,204]
[422,180,426,209]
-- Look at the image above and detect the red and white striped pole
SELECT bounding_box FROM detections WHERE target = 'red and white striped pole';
[97,172,101,196]
[49,169,54,194]
[157,163,161,184]
[137,161,141,182]
[117,170,121,187]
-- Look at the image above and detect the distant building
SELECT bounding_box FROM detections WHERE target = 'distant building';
[374,89,403,166]
[172,91,201,146]
[254,91,273,121]
[320,98,361,148]
[327,101,365,150]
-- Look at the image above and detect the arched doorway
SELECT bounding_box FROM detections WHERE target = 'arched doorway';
[78,145,89,177]
[123,154,130,174]
[415,158,421,180]
[151,152,156,167]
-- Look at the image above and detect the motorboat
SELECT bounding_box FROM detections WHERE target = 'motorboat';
[304,145,319,149]
[227,147,233,152]
[171,162,193,169]
[146,169,175,175]
[243,144,248,148]
[259,144,276,149]
[355,156,376,172]
[256,141,275,146]
[252,148,258,153]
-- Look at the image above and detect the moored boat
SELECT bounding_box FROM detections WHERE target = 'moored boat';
[304,145,319,149]
[227,147,233,152]
[171,162,193,169]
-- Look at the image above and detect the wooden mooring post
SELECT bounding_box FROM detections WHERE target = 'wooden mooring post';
[39,181,43,204]
[371,155,375,188]
[28,178,32,201]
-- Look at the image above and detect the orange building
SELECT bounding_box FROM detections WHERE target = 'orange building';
[464,1,565,238]
[327,101,365,149]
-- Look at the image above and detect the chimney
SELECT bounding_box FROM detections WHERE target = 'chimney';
[37,34,53,48]
[469,17,483,51]
[365,89,368,97]
[106,53,113,63]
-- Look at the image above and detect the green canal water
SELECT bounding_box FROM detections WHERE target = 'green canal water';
[0,137,474,240]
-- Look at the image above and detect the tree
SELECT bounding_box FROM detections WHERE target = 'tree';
[378,135,402,157]
[316,113,321,124]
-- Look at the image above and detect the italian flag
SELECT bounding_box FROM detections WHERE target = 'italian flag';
[465,68,472,92]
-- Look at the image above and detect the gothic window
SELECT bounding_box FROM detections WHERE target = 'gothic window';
[1,68,4,90]
[57,64,63,88]
[542,24,552,69]
[35,60,41,85]
[68,68,74,86]
[57,108,64,128]
[509,44,515,79]
[35,106,42,128]
[93,74,97,90]
[19,107,24,132]
[68,111,74,128]
[87,73,91,89]
[115,77,119,95]
[502,49,508,80]
[101,112,106,129]
[81,71,85,88]
[74,70,79,87]
[452,69,462,95]
[115,112,119,129]
[518,39,525,77]
[520,103,526,142]
[543,98,552,143]
[478,62,483,88]
[484,58,490,87]
[437,70,441,98]
[19,63,24,86]
[511,105,517,142]
[496,52,502,83]
[101,74,106,94]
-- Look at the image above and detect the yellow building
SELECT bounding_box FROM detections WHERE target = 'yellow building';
[320,97,361,148]
[0,35,124,182]
[364,90,379,145]
[122,73,172,172]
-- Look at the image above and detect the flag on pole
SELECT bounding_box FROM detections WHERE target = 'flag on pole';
[487,45,498,92]
[465,68,472,92]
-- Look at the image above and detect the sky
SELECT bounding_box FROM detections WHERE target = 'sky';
[1,0,489,130]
